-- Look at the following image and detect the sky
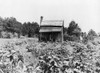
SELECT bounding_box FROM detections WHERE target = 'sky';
[0,0,100,33]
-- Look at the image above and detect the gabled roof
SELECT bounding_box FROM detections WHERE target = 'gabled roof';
[39,20,64,32]
[40,20,63,26]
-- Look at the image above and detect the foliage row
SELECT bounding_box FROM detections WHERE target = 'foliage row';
[0,17,98,41]
[0,17,39,37]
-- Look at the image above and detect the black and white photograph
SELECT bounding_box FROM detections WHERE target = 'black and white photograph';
[0,0,99,73]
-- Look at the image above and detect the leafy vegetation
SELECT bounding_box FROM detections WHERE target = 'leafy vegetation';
[22,22,39,37]
[67,21,81,37]
[0,17,39,38]
[64,21,82,41]
[0,35,99,73]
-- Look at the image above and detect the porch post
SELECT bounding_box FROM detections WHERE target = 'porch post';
[40,32,41,41]
[61,20,64,43]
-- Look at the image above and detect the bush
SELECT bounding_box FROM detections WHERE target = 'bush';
[64,34,80,42]
[86,29,97,41]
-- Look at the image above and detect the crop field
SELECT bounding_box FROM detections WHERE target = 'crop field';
[0,37,100,73]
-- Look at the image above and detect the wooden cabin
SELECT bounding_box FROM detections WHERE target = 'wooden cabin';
[39,17,64,42]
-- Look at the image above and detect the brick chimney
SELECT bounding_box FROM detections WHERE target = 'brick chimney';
[40,16,43,25]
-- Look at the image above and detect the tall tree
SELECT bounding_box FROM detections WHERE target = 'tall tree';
[22,22,39,37]
[4,17,22,33]
[67,21,81,37]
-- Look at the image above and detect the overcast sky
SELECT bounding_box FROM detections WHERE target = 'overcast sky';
[0,0,100,33]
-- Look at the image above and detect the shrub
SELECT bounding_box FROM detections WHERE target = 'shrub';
[64,34,80,42]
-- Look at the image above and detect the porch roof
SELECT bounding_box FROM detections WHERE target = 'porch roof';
[39,27,62,32]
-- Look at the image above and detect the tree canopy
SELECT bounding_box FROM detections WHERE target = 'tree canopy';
[22,22,39,37]
[88,29,97,37]
[0,17,40,38]
[67,21,81,37]
[4,17,22,33]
